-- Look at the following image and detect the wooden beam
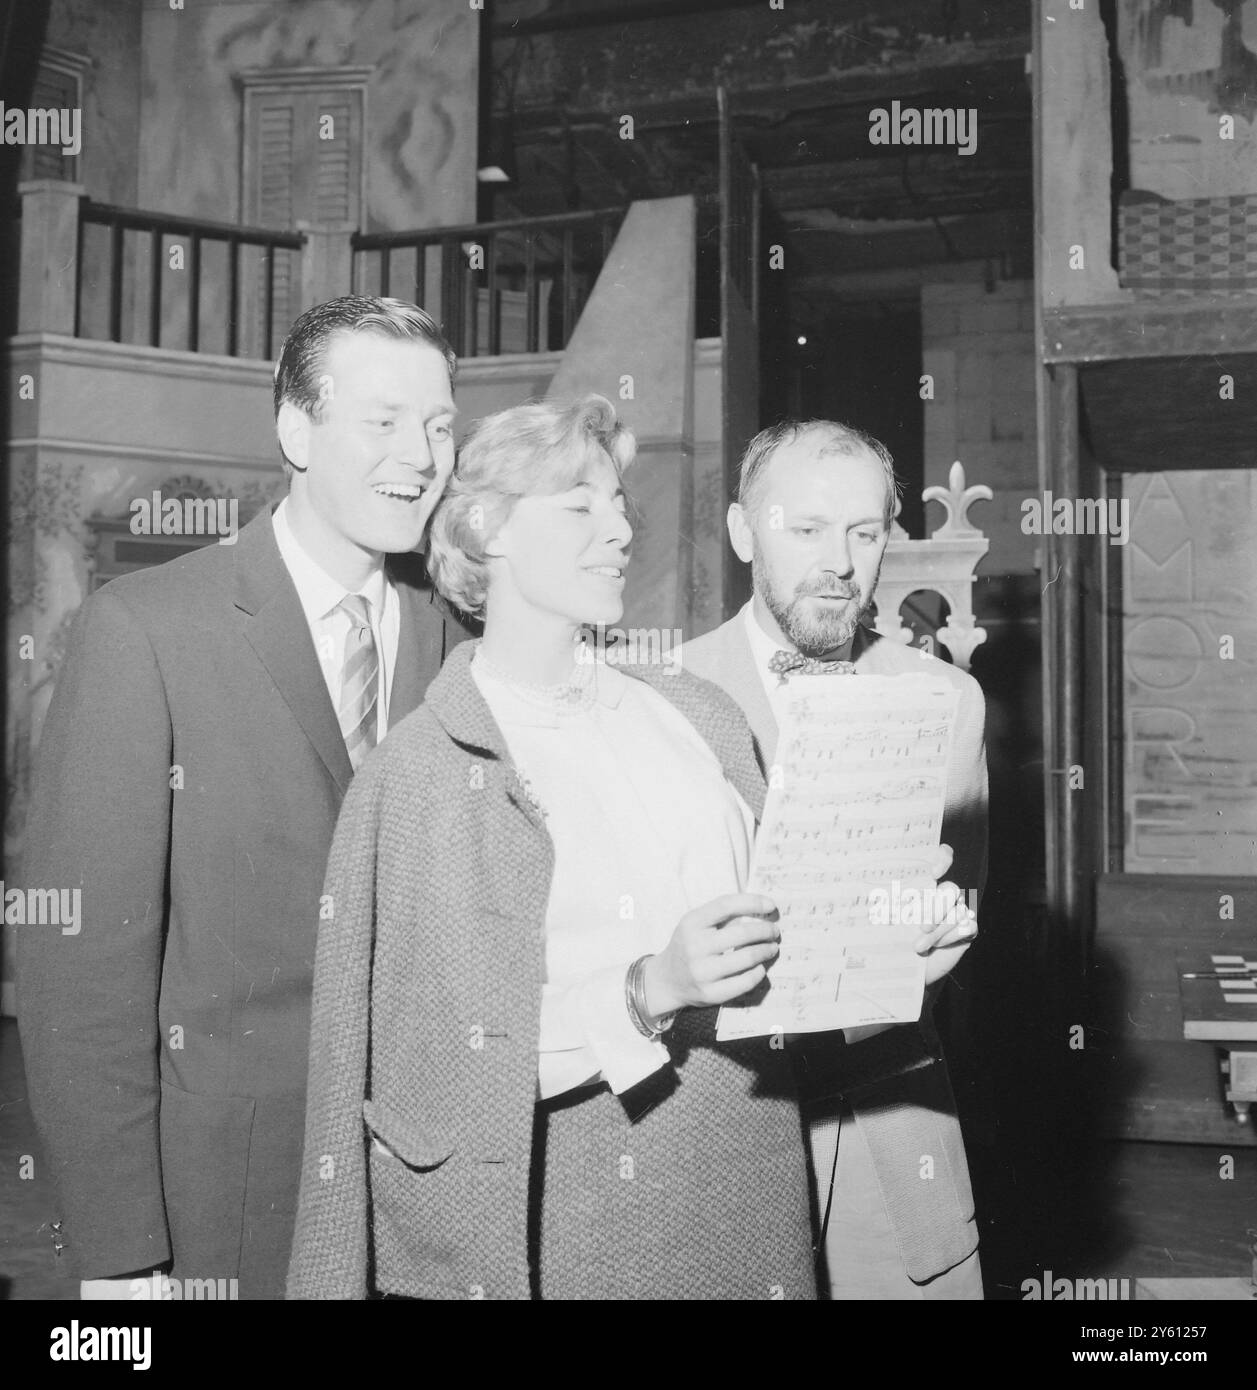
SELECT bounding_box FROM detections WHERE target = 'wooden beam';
[1045,301,1257,363]
[787,209,1031,279]
[1035,0,1122,309]
[763,162,1031,219]
[1081,354,1257,472]
[1039,363,1086,976]
[491,0,763,37]
[745,111,1030,170]
[504,54,1031,135]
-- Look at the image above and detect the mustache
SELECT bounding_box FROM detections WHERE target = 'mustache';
[797,581,860,600]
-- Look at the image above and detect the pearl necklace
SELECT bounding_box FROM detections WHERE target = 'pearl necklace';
[475,644,599,714]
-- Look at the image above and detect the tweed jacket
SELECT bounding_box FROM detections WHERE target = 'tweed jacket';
[680,614,987,1283]
[287,641,817,1300]
[17,507,464,1296]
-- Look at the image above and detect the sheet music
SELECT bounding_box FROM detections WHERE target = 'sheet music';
[716,673,961,1040]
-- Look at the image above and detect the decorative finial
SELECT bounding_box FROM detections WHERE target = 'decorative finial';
[923,461,992,539]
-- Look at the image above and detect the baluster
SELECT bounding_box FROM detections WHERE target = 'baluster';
[188,233,201,353]
[264,244,275,362]
[109,219,123,342]
[486,232,499,357]
[443,237,462,357]
[149,224,162,348]
[73,207,84,337]
[561,227,575,346]
[524,230,537,353]
[227,237,239,358]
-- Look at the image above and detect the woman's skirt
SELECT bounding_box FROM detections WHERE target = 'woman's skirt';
[527,1014,817,1300]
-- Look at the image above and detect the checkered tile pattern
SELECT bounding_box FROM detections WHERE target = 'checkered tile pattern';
[1119,192,1257,293]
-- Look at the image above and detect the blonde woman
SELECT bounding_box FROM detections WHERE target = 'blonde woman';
[288,396,816,1300]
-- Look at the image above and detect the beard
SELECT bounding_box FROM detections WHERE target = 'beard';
[753,551,880,658]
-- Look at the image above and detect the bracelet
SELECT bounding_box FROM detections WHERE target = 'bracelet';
[625,955,676,1038]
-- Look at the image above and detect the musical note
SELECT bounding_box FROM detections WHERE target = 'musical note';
[717,673,961,1041]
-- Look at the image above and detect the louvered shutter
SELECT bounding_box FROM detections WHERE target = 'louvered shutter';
[22,65,80,182]
[243,81,363,358]
[314,97,358,223]
[250,94,299,358]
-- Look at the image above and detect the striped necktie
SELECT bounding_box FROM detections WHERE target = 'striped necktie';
[338,593,378,772]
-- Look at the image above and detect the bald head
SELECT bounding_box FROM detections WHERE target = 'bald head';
[737,419,899,526]
[727,419,898,658]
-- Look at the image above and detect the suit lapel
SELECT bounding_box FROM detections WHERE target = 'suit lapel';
[714,617,780,769]
[850,623,914,678]
[699,619,891,767]
[234,507,354,796]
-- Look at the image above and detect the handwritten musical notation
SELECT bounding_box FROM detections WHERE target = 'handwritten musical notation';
[717,674,962,1040]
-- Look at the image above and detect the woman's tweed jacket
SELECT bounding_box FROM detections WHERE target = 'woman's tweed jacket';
[287,640,817,1300]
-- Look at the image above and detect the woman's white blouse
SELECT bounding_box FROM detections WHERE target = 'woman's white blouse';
[471,652,756,1099]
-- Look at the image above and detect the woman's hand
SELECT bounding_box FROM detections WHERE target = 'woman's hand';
[641,893,781,1019]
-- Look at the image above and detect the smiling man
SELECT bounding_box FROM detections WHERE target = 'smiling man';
[18,296,468,1300]
[682,419,988,1300]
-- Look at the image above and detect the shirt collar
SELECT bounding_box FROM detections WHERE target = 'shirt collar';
[742,599,789,674]
[272,497,388,622]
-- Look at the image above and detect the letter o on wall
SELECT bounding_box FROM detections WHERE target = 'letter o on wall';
[1124,615,1202,691]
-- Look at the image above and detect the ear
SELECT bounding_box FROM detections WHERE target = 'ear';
[481,515,508,560]
[276,401,313,475]
[727,502,755,564]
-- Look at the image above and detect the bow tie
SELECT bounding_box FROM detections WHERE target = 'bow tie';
[768,650,858,684]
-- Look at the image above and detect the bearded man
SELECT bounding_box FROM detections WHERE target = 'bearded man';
[681,419,988,1300]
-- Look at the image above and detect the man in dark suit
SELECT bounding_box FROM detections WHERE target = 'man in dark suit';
[17,295,467,1299]
[682,419,987,1299]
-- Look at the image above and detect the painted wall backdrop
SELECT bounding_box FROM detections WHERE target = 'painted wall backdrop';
[137,0,477,230]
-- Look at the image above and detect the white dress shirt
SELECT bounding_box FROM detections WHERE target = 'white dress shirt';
[471,650,756,1100]
[271,499,400,736]
[742,598,799,727]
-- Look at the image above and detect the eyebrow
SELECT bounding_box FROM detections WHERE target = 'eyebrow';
[571,480,626,500]
[363,401,459,419]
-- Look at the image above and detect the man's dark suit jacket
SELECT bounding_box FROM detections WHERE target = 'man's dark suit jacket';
[16,505,465,1298]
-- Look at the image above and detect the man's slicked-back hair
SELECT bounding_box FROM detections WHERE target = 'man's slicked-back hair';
[737,418,901,525]
[272,294,457,426]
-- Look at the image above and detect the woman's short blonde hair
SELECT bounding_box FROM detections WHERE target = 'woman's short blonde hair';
[428,394,636,620]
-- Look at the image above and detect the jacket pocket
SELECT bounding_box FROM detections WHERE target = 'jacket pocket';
[362,1098,454,1171]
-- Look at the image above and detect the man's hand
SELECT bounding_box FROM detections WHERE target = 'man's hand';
[913,843,978,986]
